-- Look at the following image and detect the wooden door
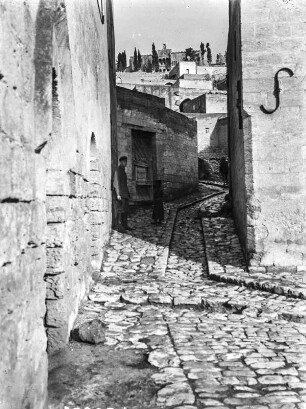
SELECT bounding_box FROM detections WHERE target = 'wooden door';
[132,130,154,201]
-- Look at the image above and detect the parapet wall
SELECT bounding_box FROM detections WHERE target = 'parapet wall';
[182,92,227,114]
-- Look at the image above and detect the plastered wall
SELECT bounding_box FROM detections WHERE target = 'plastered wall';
[0,0,116,407]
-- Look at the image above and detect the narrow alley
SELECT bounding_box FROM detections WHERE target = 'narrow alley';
[2,1,306,408]
[49,185,306,409]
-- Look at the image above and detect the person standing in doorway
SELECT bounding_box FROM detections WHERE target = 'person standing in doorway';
[113,156,132,231]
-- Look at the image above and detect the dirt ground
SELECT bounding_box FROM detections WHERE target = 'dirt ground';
[48,341,159,409]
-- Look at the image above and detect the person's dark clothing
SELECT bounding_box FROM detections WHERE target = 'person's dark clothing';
[219,157,229,185]
[117,164,129,198]
[118,197,129,215]
[152,183,164,224]
[113,164,131,229]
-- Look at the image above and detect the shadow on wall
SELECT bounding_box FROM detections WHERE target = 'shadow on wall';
[210,116,228,149]
[179,98,191,112]
[198,116,228,182]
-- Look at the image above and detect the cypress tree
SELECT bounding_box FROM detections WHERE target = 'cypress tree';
[147,59,153,73]
[206,43,212,64]
[133,47,138,71]
[137,49,142,70]
[123,50,127,70]
[117,52,122,71]
[152,43,159,72]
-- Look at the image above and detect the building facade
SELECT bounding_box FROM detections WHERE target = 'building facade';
[228,0,306,270]
[158,43,172,72]
[0,0,117,408]
[170,51,186,68]
[117,87,198,201]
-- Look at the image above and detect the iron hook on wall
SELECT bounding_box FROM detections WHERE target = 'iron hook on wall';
[97,0,105,24]
[260,67,294,114]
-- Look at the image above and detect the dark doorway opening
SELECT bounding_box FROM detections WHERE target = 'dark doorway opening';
[131,129,156,202]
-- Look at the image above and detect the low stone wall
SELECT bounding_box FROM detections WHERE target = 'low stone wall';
[182,92,227,114]
[206,93,227,114]
[118,83,226,114]
[117,87,198,201]
[117,83,172,109]
[175,77,213,91]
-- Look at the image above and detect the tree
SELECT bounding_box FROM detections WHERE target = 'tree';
[137,49,142,70]
[143,58,153,73]
[133,47,138,71]
[117,52,124,71]
[117,50,127,71]
[147,59,153,72]
[122,50,127,70]
[206,43,212,65]
[116,52,121,71]
[185,47,197,61]
[200,42,206,56]
[152,42,159,72]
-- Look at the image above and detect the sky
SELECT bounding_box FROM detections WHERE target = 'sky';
[113,0,229,61]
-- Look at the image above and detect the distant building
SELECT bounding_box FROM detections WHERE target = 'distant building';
[141,54,153,71]
[169,61,197,80]
[169,61,227,82]
[170,51,186,67]
[158,43,171,72]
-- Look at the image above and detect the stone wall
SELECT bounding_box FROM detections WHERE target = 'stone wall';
[116,71,175,85]
[118,82,223,114]
[174,77,213,91]
[117,87,198,201]
[173,88,214,113]
[117,83,172,109]
[229,0,306,269]
[182,92,227,114]
[182,94,207,113]
[228,0,253,262]
[0,0,115,408]
[197,65,227,78]
[206,93,228,114]
[183,113,228,155]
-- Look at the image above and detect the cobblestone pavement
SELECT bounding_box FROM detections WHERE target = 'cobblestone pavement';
[49,187,306,409]
[201,194,306,299]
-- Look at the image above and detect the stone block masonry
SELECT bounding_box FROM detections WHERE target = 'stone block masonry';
[228,0,306,269]
[183,113,228,155]
[0,0,116,408]
[118,82,226,114]
[117,87,198,201]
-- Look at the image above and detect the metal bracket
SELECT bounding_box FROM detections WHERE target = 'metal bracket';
[260,67,294,114]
